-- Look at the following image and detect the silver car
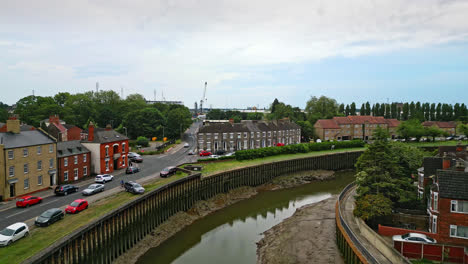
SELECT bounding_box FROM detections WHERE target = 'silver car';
[392,233,436,244]
[0,222,29,246]
[82,184,105,196]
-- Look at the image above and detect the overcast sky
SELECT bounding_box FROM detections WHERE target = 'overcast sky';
[1,0,468,108]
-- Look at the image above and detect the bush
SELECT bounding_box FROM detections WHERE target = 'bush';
[136,136,149,147]
[234,139,364,160]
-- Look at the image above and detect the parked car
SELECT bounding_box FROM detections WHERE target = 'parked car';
[199,150,211,156]
[82,184,105,196]
[392,233,436,244]
[35,208,64,227]
[16,196,43,208]
[95,174,114,183]
[183,143,190,148]
[65,199,89,214]
[128,152,143,163]
[188,150,195,155]
[126,166,140,174]
[0,222,29,246]
[54,185,79,196]
[276,143,285,147]
[209,155,219,159]
[124,181,145,194]
[160,166,177,178]
[225,152,235,157]
[214,150,226,155]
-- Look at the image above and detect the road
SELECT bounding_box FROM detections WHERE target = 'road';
[0,122,200,230]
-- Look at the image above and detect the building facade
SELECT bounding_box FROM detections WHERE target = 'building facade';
[314,116,400,141]
[57,140,91,184]
[422,121,457,136]
[197,120,301,152]
[0,118,57,200]
[81,123,129,174]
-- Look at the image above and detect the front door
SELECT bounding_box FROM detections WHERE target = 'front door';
[114,159,118,170]
[10,184,15,197]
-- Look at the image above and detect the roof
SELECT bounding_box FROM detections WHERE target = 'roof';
[437,170,468,200]
[346,115,388,124]
[57,140,90,158]
[198,120,300,134]
[0,130,54,149]
[422,121,457,128]
[385,119,400,128]
[423,157,443,177]
[315,119,340,129]
[315,115,396,129]
[63,124,82,130]
[82,128,128,143]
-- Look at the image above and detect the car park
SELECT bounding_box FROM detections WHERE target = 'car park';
[126,166,140,174]
[35,208,64,227]
[199,150,211,156]
[95,174,114,183]
[160,166,177,178]
[16,196,43,208]
[0,222,29,246]
[392,233,436,244]
[124,181,145,194]
[128,152,143,163]
[82,184,105,196]
[54,185,79,196]
[65,199,88,214]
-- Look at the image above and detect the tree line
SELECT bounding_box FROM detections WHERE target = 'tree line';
[0,91,192,140]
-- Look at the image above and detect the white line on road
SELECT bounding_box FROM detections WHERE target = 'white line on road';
[40,199,59,206]
[5,210,27,218]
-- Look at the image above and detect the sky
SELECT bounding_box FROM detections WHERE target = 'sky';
[1,0,468,109]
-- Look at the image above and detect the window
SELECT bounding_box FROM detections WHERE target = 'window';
[257,132,260,138]
[9,166,14,177]
[434,192,438,211]
[49,158,54,168]
[37,146,42,155]
[244,132,248,138]
[74,168,79,180]
[8,150,13,159]
[251,132,254,138]
[450,225,468,239]
[268,131,271,137]
[37,160,42,170]
[64,171,69,181]
[38,175,42,185]
[230,133,234,139]
[24,164,29,174]
[64,158,68,167]
[83,154,87,163]
[105,160,109,171]
[451,200,468,213]
[49,144,53,153]
[24,179,29,189]
[23,148,28,157]
[244,140,248,150]
[432,215,437,233]
[83,166,88,176]
[223,133,227,139]
[122,143,126,153]
[237,133,241,139]
[105,146,109,157]
[74,155,78,164]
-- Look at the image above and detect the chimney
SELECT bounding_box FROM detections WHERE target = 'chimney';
[88,122,95,141]
[6,117,20,134]
[49,115,60,125]
[105,124,112,131]
[229,119,234,124]
[442,152,451,170]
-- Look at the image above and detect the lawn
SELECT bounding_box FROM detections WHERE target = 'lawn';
[0,172,188,264]
[407,140,468,147]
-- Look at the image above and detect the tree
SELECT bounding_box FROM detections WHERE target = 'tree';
[246,112,264,120]
[271,98,280,114]
[354,194,393,222]
[345,105,350,116]
[206,109,224,120]
[296,120,315,142]
[430,103,436,121]
[350,102,356,115]
[136,136,149,147]
[384,104,391,118]
[402,103,409,120]
[458,123,468,137]
[375,103,380,116]
[0,102,8,122]
[365,102,371,115]
[338,104,345,115]
[390,103,397,119]
[305,96,339,123]
[397,119,425,141]
[166,107,192,139]
[436,103,442,121]
[122,107,165,139]
[425,126,447,142]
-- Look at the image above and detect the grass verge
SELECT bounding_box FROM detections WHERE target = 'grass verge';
[406,140,468,147]
[0,172,188,264]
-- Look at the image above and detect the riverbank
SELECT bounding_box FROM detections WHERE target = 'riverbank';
[257,196,344,264]
[115,169,341,264]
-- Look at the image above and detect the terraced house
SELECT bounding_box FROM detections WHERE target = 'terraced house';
[0,118,57,201]
[57,140,91,184]
[197,120,301,152]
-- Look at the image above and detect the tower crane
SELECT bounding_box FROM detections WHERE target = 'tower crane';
[200,82,207,114]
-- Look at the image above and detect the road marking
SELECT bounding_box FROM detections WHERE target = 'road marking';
[5,210,27,218]
[40,199,59,206]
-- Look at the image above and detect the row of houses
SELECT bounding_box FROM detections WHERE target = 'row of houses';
[314,115,458,141]
[0,116,128,201]
[197,119,301,152]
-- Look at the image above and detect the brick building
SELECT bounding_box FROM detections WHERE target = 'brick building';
[81,122,129,174]
[197,120,301,152]
[0,118,57,200]
[57,140,91,184]
[422,121,457,136]
[45,115,84,142]
[314,115,400,141]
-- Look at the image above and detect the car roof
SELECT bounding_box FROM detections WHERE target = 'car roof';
[46,208,61,213]
[19,196,33,199]
[73,199,87,203]
[407,233,427,238]
[7,222,27,229]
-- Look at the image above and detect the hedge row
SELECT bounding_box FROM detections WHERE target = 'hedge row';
[199,156,236,162]
[234,140,365,160]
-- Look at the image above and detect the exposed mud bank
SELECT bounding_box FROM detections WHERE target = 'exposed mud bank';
[115,170,339,264]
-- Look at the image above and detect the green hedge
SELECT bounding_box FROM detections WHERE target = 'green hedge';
[235,140,365,160]
[198,156,236,162]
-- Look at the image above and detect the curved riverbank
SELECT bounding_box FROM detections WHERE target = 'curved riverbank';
[115,169,346,264]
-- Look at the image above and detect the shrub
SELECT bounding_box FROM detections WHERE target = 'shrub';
[136,136,149,147]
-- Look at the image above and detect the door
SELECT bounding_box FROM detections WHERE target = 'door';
[10,184,15,197]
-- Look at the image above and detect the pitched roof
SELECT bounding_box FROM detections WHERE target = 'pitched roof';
[57,140,90,158]
[315,119,340,129]
[333,116,353,125]
[385,119,400,128]
[437,170,468,200]
[0,130,54,149]
[52,122,67,133]
[423,157,443,177]
[82,128,128,143]
[422,121,457,128]
[198,120,300,133]
[346,115,388,124]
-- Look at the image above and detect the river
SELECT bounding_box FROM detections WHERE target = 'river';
[137,171,354,264]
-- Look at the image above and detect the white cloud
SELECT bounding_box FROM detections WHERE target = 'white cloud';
[1,0,468,106]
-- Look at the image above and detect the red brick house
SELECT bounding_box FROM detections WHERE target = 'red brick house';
[45,115,84,142]
[422,121,457,136]
[57,140,91,184]
[63,124,84,141]
[81,122,129,174]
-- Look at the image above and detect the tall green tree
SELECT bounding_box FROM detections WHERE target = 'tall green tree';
[429,103,436,121]
[305,96,339,123]
[374,103,380,116]
[436,103,442,121]
[350,102,356,115]
[338,104,345,115]
[345,105,350,116]
[360,103,365,116]
[402,103,409,120]
[365,102,371,115]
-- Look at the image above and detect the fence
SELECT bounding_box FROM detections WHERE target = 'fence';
[26,151,362,264]
[394,241,467,263]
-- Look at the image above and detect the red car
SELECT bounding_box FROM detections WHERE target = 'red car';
[65,199,89,214]
[276,143,285,147]
[199,150,212,156]
[16,196,42,208]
